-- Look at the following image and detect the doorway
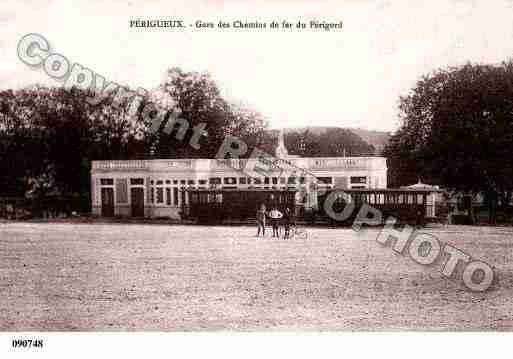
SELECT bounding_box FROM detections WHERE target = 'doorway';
[101,187,114,217]
[131,187,145,217]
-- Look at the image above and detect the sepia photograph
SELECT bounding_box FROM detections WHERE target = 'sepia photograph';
[1,0,513,356]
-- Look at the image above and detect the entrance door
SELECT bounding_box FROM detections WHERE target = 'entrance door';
[101,187,114,217]
[131,187,145,217]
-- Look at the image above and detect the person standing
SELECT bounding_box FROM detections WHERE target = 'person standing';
[283,207,293,239]
[269,206,283,238]
[256,203,267,237]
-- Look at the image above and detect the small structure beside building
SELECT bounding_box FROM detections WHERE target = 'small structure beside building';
[401,180,442,218]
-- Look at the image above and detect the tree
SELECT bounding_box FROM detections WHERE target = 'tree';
[385,62,513,221]
[0,85,144,198]
[226,101,271,154]
[142,67,269,158]
[0,67,270,203]
[284,128,375,157]
[0,87,54,196]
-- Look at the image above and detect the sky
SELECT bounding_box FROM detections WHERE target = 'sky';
[2,0,513,132]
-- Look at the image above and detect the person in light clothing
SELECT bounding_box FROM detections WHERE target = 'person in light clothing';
[268,207,283,238]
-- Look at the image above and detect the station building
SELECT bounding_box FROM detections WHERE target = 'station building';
[90,132,388,219]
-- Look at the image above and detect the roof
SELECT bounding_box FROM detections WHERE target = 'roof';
[183,187,440,193]
[184,188,298,192]
[401,179,440,190]
[338,188,441,193]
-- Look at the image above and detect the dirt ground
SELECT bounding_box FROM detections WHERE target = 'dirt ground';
[0,222,512,330]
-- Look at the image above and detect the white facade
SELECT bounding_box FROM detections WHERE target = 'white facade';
[91,156,387,219]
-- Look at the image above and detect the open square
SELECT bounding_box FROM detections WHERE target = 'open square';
[1,222,511,330]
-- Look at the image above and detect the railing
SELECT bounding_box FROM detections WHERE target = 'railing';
[92,160,148,170]
[92,157,386,172]
[92,159,194,171]
[213,159,248,170]
[308,157,385,170]
[164,159,193,168]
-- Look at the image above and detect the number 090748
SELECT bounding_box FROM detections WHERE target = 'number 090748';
[12,339,43,349]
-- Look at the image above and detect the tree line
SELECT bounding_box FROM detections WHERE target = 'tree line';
[0,67,375,202]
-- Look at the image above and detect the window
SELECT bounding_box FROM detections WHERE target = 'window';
[253,178,262,185]
[173,180,178,185]
[166,188,171,205]
[350,176,366,184]
[166,180,171,184]
[150,188,155,203]
[100,178,114,185]
[239,177,247,185]
[288,177,296,185]
[318,177,332,185]
[224,177,237,185]
[209,177,221,185]
[272,177,278,185]
[299,177,305,184]
[130,178,144,185]
[198,179,207,185]
[180,180,186,185]
[188,180,195,185]
[173,188,179,206]
[264,177,270,185]
[156,180,163,185]
[156,188,164,204]
[280,177,286,184]
[116,179,128,204]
